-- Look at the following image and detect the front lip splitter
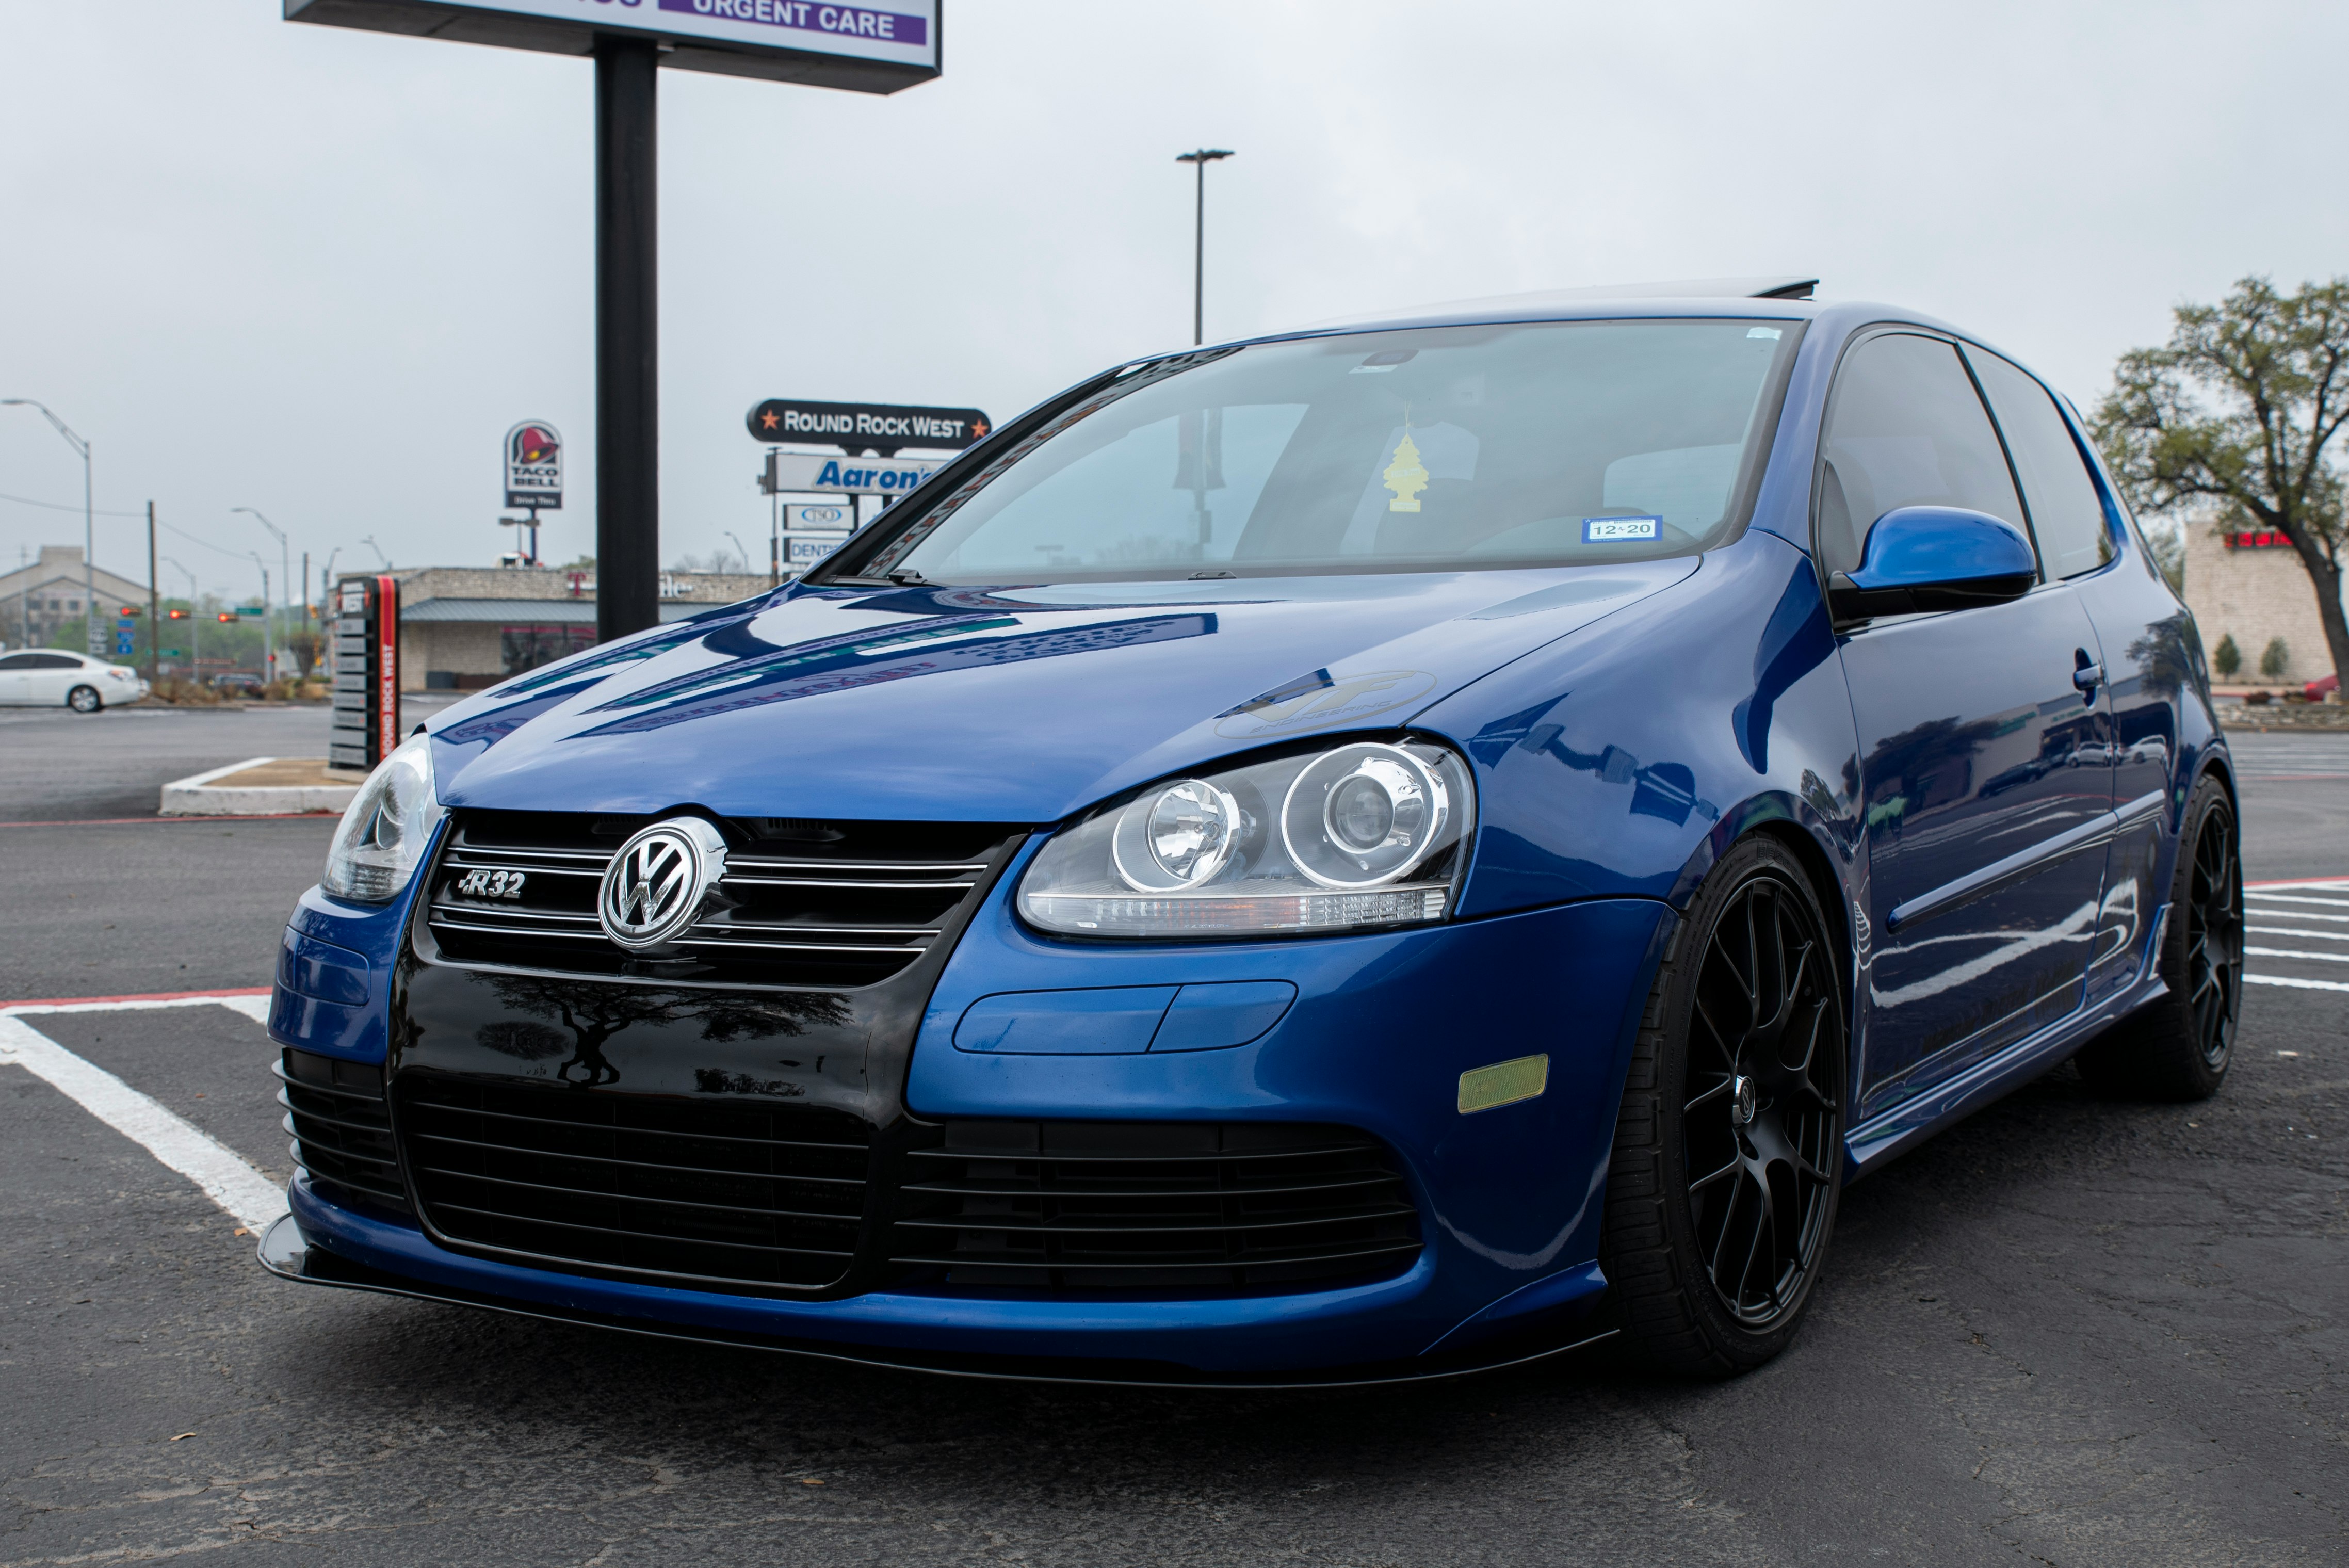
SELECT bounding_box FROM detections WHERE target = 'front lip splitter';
[257,1212,1616,1391]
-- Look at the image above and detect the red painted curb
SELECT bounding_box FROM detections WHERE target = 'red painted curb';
[2,986,272,1010]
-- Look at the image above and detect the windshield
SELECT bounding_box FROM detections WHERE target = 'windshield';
[850,318,1800,584]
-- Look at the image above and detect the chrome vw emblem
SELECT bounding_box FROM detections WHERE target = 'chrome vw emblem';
[597,818,728,950]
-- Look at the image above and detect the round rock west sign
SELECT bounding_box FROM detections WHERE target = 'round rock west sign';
[748,398,991,456]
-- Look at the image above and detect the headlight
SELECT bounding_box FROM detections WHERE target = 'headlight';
[1019,738,1474,939]
[321,734,444,902]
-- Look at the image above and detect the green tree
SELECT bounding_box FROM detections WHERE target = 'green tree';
[2094,276,2349,686]
[2212,632,2241,676]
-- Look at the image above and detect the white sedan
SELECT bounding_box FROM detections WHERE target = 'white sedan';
[0,650,151,711]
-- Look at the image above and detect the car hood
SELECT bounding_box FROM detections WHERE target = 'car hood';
[427,561,1698,823]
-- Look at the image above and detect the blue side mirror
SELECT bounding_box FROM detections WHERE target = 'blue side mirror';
[1828,506,2037,620]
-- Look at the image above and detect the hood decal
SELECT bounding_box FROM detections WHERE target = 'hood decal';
[577,612,1219,737]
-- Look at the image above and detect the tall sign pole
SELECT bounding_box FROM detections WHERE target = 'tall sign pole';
[595,36,659,644]
[285,1,943,643]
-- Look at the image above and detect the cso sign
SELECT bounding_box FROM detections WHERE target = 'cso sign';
[285,0,941,90]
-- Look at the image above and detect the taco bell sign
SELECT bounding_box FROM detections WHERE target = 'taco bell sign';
[505,421,564,510]
[284,0,941,90]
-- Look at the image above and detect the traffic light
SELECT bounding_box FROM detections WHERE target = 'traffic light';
[217,612,236,622]
[118,606,141,618]
[168,608,188,620]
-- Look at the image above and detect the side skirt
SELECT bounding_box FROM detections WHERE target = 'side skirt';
[1842,900,2174,1180]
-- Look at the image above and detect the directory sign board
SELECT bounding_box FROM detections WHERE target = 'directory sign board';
[330,576,401,771]
[284,0,941,91]
[748,398,989,454]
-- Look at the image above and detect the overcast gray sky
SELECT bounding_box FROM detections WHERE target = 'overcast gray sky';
[4,1,2343,603]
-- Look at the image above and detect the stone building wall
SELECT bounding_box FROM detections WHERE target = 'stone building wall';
[2182,516,2341,686]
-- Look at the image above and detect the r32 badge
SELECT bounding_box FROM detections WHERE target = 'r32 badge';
[454,868,527,900]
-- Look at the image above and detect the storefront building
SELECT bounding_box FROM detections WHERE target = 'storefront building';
[369,565,773,691]
[2182,518,2345,688]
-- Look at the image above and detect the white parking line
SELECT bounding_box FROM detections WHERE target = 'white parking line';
[2245,893,2349,909]
[2244,945,2349,964]
[0,1005,285,1232]
[2246,926,2349,941]
[2244,974,2349,993]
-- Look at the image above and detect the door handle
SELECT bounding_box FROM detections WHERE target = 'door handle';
[2072,660,2104,694]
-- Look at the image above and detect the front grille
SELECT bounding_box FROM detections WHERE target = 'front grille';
[397,1076,874,1292]
[889,1121,1423,1290]
[422,810,1019,988]
[278,1048,410,1215]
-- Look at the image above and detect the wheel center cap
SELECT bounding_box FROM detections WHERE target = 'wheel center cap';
[1729,1075,1758,1126]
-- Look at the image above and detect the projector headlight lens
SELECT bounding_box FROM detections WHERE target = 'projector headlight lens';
[1286,744,1448,889]
[1020,737,1473,939]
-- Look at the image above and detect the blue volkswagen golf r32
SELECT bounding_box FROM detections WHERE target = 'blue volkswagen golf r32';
[261,280,2242,1383]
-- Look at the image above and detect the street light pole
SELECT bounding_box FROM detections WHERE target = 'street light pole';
[1174,149,1235,347]
[232,507,290,687]
[1,398,96,656]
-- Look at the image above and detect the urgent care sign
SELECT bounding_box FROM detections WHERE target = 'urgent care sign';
[285,0,940,89]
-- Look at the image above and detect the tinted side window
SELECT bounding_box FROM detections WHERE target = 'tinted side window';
[1965,348,2115,579]
[1815,332,2027,577]
[33,654,82,669]
[0,654,41,670]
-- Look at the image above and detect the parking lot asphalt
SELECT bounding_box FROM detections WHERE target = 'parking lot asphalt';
[0,722,2342,1564]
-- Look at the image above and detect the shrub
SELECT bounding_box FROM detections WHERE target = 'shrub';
[2244,689,2273,706]
[2212,633,2241,676]
[2261,637,2290,678]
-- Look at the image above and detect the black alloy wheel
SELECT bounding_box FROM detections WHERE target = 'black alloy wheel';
[67,684,102,714]
[1601,835,1847,1376]
[2077,774,2242,1101]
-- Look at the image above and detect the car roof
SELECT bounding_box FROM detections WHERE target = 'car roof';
[1221,279,1977,360]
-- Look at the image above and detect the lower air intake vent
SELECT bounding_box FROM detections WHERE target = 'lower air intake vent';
[278,1048,410,1215]
[396,1076,873,1292]
[890,1121,1422,1291]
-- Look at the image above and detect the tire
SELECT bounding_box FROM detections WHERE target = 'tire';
[1600,835,1848,1378]
[2075,774,2242,1101]
[66,684,102,714]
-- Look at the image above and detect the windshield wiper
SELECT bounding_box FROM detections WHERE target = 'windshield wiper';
[885,567,930,586]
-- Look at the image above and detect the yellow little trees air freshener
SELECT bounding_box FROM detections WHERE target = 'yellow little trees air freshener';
[1383,427,1429,512]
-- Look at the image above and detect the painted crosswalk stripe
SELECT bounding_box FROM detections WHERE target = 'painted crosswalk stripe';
[2246,926,2349,941]
[2245,973,2349,993]
[2244,945,2349,964]
[0,1008,285,1231]
[2245,893,2349,909]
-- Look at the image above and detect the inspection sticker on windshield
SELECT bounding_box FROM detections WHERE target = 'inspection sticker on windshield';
[1583,515,1661,543]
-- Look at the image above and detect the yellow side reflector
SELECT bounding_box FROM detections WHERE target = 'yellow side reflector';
[1457,1054,1548,1114]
